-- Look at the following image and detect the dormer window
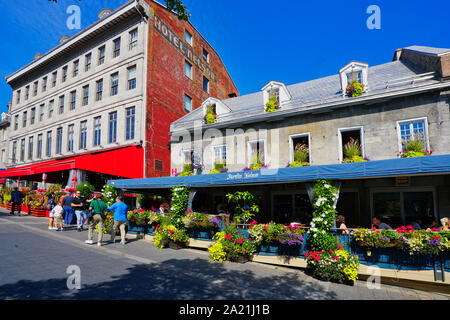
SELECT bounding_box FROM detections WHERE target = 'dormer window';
[339,61,368,97]
[261,81,291,113]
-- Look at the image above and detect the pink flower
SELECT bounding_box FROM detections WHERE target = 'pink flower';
[248,238,251,241]
[431,228,438,232]
[334,255,339,260]
[329,250,333,253]
[238,239,244,244]
[376,230,381,234]
[372,227,376,231]
[188,209,192,212]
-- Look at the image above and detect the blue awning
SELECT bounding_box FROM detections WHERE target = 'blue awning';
[109,154,450,190]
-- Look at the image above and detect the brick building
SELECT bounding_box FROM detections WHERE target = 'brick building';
[1,0,238,189]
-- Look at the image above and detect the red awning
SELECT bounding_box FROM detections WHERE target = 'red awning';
[0,144,144,179]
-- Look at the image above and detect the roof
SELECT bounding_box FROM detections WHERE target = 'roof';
[109,154,450,190]
[171,56,445,132]
[403,46,450,56]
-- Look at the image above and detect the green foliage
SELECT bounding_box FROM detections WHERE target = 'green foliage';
[405,139,424,153]
[288,161,309,167]
[76,181,95,199]
[102,183,118,207]
[309,180,339,251]
[226,191,260,225]
[401,151,428,158]
[342,155,366,163]
[294,143,309,163]
[265,96,279,113]
[170,186,190,227]
[209,231,256,262]
[306,249,359,283]
[343,137,361,158]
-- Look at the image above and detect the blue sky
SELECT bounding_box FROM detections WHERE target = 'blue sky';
[0,0,449,114]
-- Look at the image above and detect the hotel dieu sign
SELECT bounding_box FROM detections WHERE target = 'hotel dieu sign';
[153,14,218,83]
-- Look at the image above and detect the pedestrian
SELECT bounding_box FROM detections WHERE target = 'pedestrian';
[47,193,57,230]
[106,196,128,245]
[10,187,24,216]
[335,215,349,235]
[50,200,65,231]
[85,194,108,246]
[61,192,74,225]
[71,190,87,232]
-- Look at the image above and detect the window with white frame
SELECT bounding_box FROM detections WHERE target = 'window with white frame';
[46,131,52,157]
[339,127,364,162]
[93,116,101,146]
[20,138,25,161]
[28,136,33,160]
[96,79,103,101]
[85,53,92,72]
[37,134,42,158]
[48,100,54,118]
[248,140,265,166]
[82,85,89,106]
[290,134,310,164]
[111,73,119,96]
[113,38,121,58]
[73,60,79,77]
[67,124,74,152]
[397,118,429,152]
[12,140,17,163]
[98,46,105,65]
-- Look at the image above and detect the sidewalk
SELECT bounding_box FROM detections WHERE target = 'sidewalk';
[0,208,448,300]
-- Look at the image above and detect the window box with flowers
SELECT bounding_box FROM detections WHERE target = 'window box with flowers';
[209,162,228,174]
[127,209,149,234]
[265,96,279,113]
[154,224,189,249]
[400,139,432,158]
[342,137,367,163]
[208,230,257,263]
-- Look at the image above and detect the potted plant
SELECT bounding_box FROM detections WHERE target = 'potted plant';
[400,138,431,158]
[182,210,221,240]
[204,107,217,124]
[209,162,228,174]
[265,96,279,113]
[288,143,310,167]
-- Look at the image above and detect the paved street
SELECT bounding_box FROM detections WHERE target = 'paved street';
[0,209,448,301]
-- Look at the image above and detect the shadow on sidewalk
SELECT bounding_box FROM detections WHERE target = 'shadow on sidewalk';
[0,258,337,300]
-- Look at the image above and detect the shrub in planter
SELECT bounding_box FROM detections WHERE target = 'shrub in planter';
[208,231,256,263]
[400,138,431,158]
[306,246,359,284]
[182,211,220,231]
[153,224,189,249]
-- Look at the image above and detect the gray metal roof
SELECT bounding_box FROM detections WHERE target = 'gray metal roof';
[171,54,445,132]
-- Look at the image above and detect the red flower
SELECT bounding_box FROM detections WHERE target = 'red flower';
[433,235,439,240]
[337,245,342,250]
[431,228,438,232]
[372,227,376,231]
[330,249,333,253]
[334,255,339,260]
[376,230,381,234]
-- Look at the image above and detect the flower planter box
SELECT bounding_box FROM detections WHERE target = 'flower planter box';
[4,203,12,211]
[21,205,29,213]
[126,221,146,234]
[145,224,157,236]
[186,227,216,241]
[29,207,48,217]
[256,242,305,257]
[169,241,187,250]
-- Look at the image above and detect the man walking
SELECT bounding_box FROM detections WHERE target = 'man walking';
[10,187,24,216]
[71,190,87,232]
[106,196,128,245]
[85,194,108,246]
[62,192,74,225]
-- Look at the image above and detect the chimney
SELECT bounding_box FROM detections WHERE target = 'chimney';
[59,35,70,44]
[98,8,112,19]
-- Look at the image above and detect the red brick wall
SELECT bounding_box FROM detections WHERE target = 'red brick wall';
[143,1,239,177]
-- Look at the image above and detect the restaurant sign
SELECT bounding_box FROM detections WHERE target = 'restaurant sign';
[153,14,217,83]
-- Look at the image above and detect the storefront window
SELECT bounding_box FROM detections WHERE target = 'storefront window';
[373,192,401,228]
[403,192,434,225]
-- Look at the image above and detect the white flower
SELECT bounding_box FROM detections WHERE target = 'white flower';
[324,184,330,189]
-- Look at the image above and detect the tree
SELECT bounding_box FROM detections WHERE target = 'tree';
[47,0,190,21]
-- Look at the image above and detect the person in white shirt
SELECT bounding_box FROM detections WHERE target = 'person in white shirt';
[51,201,65,231]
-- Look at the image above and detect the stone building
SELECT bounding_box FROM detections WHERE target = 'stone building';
[160,45,450,228]
[1,0,238,189]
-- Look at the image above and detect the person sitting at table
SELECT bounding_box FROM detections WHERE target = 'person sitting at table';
[372,216,392,230]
